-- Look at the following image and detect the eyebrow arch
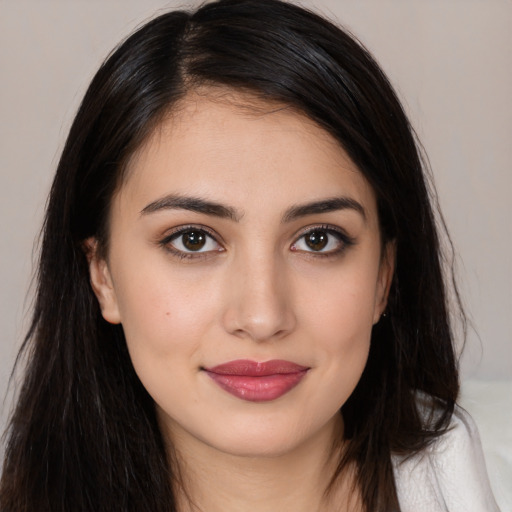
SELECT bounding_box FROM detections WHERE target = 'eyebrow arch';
[140,194,243,221]
[140,194,365,224]
[282,197,366,223]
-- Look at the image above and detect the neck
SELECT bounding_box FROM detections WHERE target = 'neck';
[164,414,360,512]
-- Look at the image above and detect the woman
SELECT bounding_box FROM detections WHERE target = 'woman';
[0,0,499,511]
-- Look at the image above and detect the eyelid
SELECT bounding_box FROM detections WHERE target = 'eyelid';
[158,224,225,259]
[290,224,356,255]
[159,224,220,242]
[157,223,355,260]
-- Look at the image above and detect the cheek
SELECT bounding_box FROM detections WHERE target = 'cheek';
[302,265,379,348]
[112,265,225,418]
[112,259,222,371]
[297,263,378,403]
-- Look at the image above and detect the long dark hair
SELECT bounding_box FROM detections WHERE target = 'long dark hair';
[1,1,461,510]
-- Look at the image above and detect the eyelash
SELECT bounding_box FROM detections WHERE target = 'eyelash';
[291,224,356,258]
[158,224,355,260]
[159,225,223,260]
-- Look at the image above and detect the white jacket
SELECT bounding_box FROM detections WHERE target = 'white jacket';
[392,406,500,511]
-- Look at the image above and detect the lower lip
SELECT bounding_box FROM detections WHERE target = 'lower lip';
[205,371,308,402]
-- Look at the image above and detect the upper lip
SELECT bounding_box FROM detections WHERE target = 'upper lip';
[204,359,309,376]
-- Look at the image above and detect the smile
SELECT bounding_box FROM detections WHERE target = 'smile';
[203,359,309,402]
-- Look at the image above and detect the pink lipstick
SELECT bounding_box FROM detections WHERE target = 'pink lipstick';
[203,359,309,402]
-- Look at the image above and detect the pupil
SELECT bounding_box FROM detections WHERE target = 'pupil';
[306,231,328,251]
[183,231,206,251]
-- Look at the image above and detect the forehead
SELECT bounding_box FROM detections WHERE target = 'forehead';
[117,90,377,222]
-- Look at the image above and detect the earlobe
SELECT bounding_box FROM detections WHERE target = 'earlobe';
[373,241,396,324]
[84,238,122,325]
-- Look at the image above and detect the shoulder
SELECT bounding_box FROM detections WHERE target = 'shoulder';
[392,405,500,512]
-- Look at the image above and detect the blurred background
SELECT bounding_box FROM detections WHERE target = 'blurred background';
[1,0,511,507]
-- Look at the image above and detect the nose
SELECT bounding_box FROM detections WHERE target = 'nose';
[221,251,297,342]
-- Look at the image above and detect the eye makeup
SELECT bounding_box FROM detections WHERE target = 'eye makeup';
[157,222,356,262]
[290,224,356,259]
[158,225,224,260]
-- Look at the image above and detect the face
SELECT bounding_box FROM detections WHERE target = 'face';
[89,92,393,459]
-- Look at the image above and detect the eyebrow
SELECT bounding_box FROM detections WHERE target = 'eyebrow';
[140,194,365,223]
[282,197,366,223]
[140,194,242,221]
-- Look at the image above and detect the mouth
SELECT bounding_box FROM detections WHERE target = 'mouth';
[202,359,309,402]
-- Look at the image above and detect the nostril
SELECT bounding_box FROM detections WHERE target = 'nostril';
[223,309,296,342]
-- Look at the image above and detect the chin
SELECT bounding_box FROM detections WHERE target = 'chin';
[206,429,309,459]
[199,409,341,460]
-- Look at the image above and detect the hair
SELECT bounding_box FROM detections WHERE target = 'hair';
[1,1,461,510]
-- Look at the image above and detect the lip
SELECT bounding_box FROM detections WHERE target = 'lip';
[203,359,309,402]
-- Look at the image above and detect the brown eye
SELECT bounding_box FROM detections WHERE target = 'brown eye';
[304,230,329,251]
[182,230,206,251]
[291,226,352,256]
[166,228,222,254]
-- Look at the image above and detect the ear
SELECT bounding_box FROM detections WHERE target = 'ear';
[84,238,122,324]
[373,240,396,324]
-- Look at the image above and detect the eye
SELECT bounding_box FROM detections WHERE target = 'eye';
[163,227,223,255]
[291,226,353,255]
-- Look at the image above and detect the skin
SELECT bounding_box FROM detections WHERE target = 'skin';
[89,91,394,512]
